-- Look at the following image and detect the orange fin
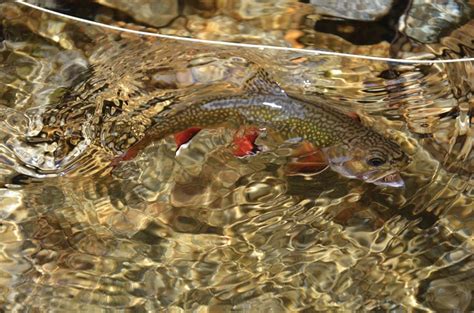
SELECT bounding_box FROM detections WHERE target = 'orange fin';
[286,142,328,174]
[174,127,202,149]
[111,150,135,167]
[110,138,147,167]
[233,127,260,157]
[110,127,202,168]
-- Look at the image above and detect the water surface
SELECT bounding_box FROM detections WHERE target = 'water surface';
[0,1,473,311]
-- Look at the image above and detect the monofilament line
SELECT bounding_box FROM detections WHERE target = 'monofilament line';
[16,1,474,64]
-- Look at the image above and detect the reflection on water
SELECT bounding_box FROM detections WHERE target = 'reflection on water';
[0,1,473,311]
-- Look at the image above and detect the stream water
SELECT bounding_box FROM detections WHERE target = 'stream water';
[0,1,473,311]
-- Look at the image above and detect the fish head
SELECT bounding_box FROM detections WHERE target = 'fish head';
[322,133,409,188]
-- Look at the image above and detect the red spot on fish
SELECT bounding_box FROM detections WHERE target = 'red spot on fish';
[347,112,361,122]
[286,142,328,174]
[233,127,260,157]
[174,127,202,149]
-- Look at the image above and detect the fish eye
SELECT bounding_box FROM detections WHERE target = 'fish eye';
[367,157,386,167]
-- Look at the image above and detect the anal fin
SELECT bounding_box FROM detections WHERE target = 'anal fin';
[174,127,202,149]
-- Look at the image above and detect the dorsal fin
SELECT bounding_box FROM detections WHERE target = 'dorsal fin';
[243,70,287,96]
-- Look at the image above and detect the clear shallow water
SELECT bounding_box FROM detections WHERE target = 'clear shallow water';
[0,1,473,311]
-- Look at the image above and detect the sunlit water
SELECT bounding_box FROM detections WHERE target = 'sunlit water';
[0,1,473,311]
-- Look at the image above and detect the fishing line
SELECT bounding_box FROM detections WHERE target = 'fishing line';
[15,1,474,64]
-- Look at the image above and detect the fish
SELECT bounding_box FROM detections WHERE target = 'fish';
[115,72,410,188]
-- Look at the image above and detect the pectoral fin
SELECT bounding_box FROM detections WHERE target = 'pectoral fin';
[285,142,328,174]
[233,127,260,157]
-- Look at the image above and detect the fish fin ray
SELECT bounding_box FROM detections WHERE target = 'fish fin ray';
[233,127,260,157]
[285,142,329,174]
[174,127,202,148]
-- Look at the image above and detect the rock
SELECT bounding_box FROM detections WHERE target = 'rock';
[399,0,471,43]
[96,0,179,28]
[309,0,394,21]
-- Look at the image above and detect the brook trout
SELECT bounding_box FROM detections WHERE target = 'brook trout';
[118,76,409,187]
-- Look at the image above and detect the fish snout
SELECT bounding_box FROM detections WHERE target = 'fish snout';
[366,171,405,188]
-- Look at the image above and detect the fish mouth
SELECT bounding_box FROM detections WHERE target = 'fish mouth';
[363,170,405,188]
